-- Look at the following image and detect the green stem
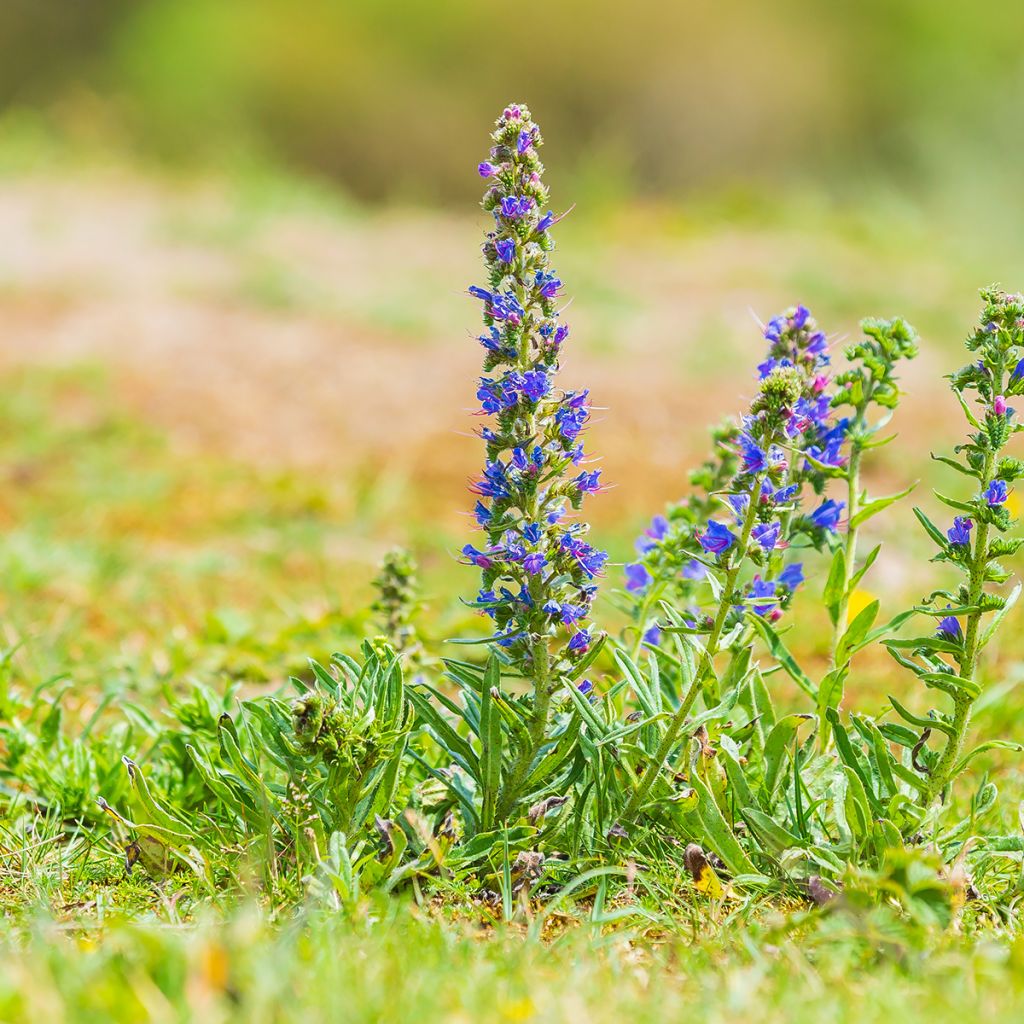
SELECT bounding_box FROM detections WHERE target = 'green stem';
[621,475,764,821]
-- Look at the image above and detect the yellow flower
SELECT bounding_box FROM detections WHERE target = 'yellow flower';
[848,589,877,619]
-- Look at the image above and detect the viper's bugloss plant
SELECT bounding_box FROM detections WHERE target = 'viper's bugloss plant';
[459,103,606,823]
[886,287,1024,805]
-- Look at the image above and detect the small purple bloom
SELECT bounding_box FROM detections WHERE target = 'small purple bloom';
[985,479,1008,506]
[751,521,782,551]
[937,615,962,641]
[1012,357,1024,382]
[577,679,594,697]
[947,516,973,546]
[517,128,533,154]
[495,238,515,263]
[574,470,602,494]
[791,305,810,329]
[469,285,492,302]
[809,499,844,532]
[536,211,554,233]
[624,562,651,594]
[568,629,591,653]
[520,369,551,402]
[535,271,562,299]
[698,520,736,556]
[777,562,804,592]
[462,543,494,569]
[478,162,497,178]
[995,395,1008,417]
[523,552,547,575]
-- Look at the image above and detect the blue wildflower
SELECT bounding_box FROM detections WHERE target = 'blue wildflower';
[698,520,736,556]
[809,499,844,531]
[624,562,651,594]
[985,479,1008,506]
[495,238,515,263]
[777,562,805,592]
[751,521,782,551]
[947,516,973,546]
[937,614,962,641]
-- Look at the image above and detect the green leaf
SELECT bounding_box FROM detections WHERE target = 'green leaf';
[930,453,980,478]
[934,491,977,515]
[817,666,848,744]
[478,655,503,829]
[952,739,1024,777]
[887,695,954,737]
[689,775,758,876]
[918,671,981,700]
[913,506,948,548]
[823,548,846,626]
[836,599,880,664]
[849,483,917,528]
[849,543,882,591]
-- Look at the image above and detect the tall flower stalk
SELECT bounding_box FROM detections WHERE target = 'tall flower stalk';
[465,103,606,820]
[889,289,1024,805]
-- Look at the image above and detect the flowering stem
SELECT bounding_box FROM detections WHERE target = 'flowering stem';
[925,448,994,803]
[621,476,764,822]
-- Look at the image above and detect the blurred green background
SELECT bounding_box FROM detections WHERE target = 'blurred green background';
[3,0,1024,214]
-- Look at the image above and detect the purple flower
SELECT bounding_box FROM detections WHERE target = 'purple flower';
[777,562,804,592]
[1012,357,1024,382]
[577,678,594,697]
[642,624,662,646]
[791,305,810,329]
[995,395,1008,416]
[937,615,962,641]
[517,129,534,154]
[947,516,973,546]
[535,271,562,299]
[499,195,533,220]
[751,521,782,551]
[698,520,736,556]
[495,238,516,263]
[462,543,495,569]
[469,285,492,302]
[523,552,547,575]
[809,499,844,531]
[738,433,772,475]
[520,370,551,402]
[478,162,497,178]
[985,479,1008,506]
[568,629,591,653]
[574,470,602,494]
[624,562,651,594]
[536,211,554,233]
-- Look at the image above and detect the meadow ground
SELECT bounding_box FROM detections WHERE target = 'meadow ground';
[3,152,1024,1019]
